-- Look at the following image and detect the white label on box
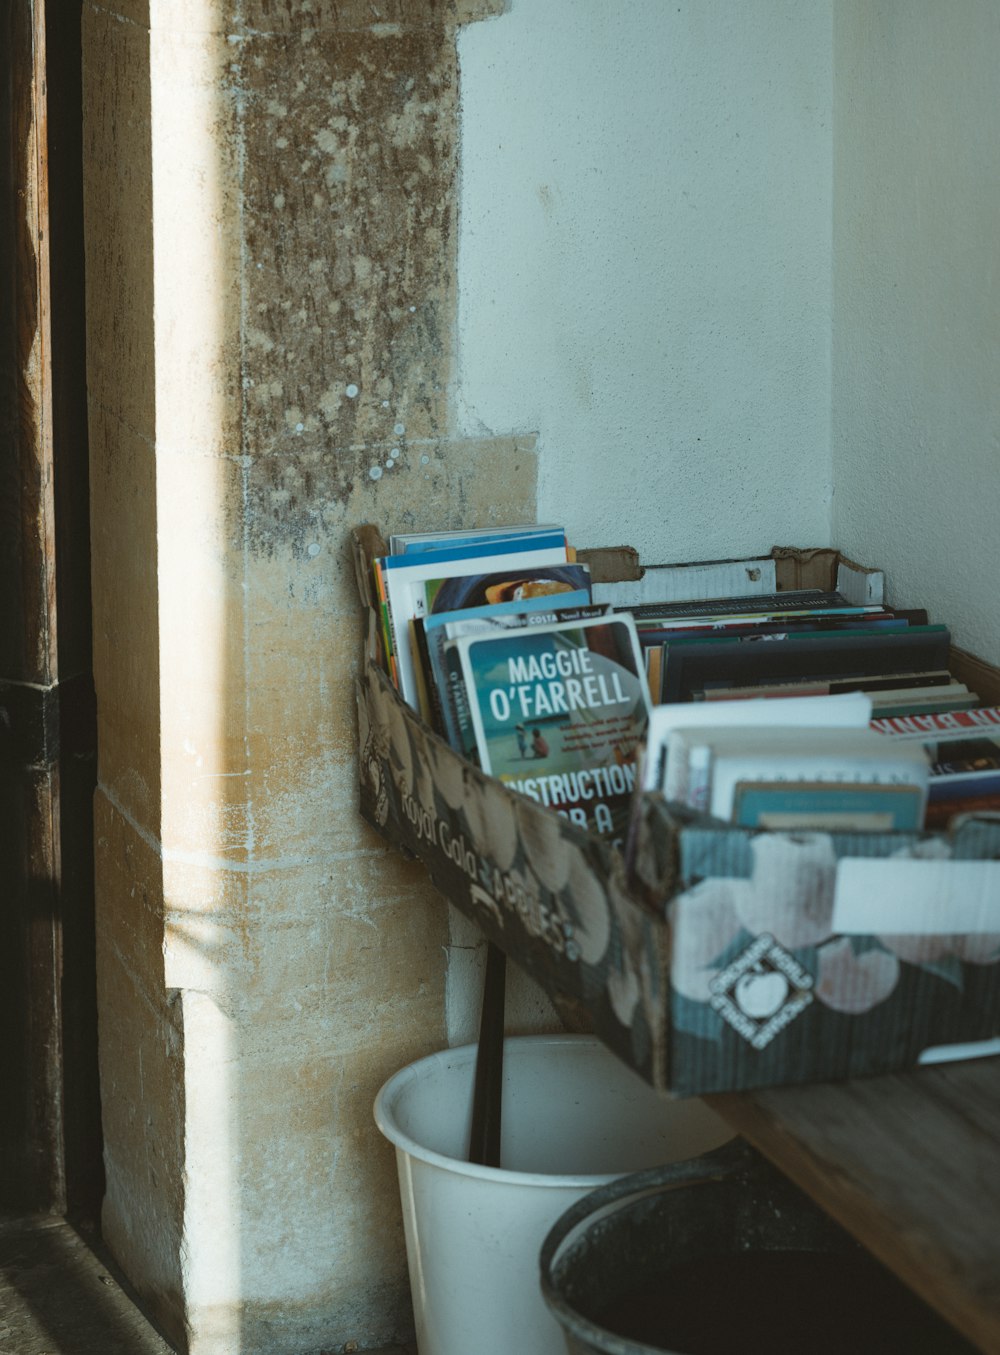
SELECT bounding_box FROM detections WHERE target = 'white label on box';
[593,558,777,608]
[918,1038,1000,1065]
[836,559,885,606]
[832,858,1000,934]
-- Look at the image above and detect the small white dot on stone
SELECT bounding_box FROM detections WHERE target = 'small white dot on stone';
[346,383,359,399]
[369,465,382,480]
[390,447,400,458]
[381,400,390,408]
[307,542,321,557]
[393,423,405,436]
[409,305,416,312]
[295,422,304,432]
[385,459,394,469]
[420,454,430,465]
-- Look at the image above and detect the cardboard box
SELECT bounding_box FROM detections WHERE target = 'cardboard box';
[353,528,1000,1095]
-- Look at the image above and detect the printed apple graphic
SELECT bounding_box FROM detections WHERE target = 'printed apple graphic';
[670,877,751,1002]
[563,844,611,966]
[816,937,899,1013]
[735,965,789,1019]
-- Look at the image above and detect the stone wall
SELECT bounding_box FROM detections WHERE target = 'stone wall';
[82,2,534,1350]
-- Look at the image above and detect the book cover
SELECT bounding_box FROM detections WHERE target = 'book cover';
[872,710,1000,803]
[731,780,926,832]
[871,705,1000,739]
[450,615,651,844]
[420,563,592,617]
[696,670,957,703]
[627,588,869,621]
[636,614,908,647]
[422,599,607,752]
[932,736,1000,776]
[697,727,931,821]
[924,793,1000,829]
[389,523,564,555]
[926,737,1000,801]
[380,543,574,707]
[380,528,566,571]
[866,694,981,718]
[659,625,952,704]
[643,691,875,795]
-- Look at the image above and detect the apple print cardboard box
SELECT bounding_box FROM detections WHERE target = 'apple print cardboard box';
[353,526,1000,1096]
[627,797,1000,1094]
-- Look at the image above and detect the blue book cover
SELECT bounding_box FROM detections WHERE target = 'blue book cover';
[450,615,650,844]
[380,530,567,570]
[423,598,606,751]
[732,781,925,831]
[391,524,563,555]
[421,584,592,634]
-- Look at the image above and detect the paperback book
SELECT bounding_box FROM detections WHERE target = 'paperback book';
[418,596,604,748]
[657,625,953,704]
[871,705,1000,739]
[642,691,875,795]
[374,534,578,707]
[664,724,930,824]
[730,780,926,832]
[871,705,1000,808]
[447,614,651,843]
[389,523,565,556]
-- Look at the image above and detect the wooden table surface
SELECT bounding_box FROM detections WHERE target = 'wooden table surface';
[710,1058,1000,1353]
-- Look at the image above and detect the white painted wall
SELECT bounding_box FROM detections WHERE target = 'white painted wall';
[832,2,1000,665]
[452,1,1000,1046]
[456,0,834,564]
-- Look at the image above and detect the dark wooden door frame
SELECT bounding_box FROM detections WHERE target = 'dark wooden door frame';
[1,0,101,1219]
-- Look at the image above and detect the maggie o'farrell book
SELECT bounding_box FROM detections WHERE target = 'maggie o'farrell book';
[449,614,651,844]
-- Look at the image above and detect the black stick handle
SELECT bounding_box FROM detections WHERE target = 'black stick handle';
[468,942,507,1167]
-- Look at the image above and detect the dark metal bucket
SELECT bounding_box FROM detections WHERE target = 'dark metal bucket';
[539,1141,974,1355]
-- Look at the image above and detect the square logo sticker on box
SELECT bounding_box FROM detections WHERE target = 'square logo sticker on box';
[709,934,814,1050]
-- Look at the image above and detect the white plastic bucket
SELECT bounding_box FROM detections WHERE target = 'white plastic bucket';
[373,1034,734,1355]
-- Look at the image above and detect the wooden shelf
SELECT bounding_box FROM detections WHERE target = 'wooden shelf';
[710,1059,1000,1353]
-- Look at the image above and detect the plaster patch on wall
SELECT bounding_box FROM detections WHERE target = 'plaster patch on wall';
[244,433,538,561]
[239,27,459,477]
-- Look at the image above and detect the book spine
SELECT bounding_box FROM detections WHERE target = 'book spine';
[872,706,1000,738]
[442,640,479,763]
[372,559,398,687]
[413,620,448,739]
[928,769,1000,801]
[685,744,713,813]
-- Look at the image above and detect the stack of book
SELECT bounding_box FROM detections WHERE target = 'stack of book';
[637,585,1000,832]
[644,694,932,831]
[871,706,1000,830]
[372,524,1000,836]
[371,524,651,844]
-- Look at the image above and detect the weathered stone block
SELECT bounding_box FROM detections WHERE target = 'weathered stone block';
[88,414,162,837]
[157,450,252,861]
[82,6,156,445]
[95,799,186,1348]
[149,27,243,458]
[238,26,458,451]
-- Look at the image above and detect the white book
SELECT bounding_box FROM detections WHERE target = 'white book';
[382,541,571,708]
[666,726,930,822]
[644,691,874,796]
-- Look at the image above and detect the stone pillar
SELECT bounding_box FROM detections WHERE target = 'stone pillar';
[83,2,535,1350]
